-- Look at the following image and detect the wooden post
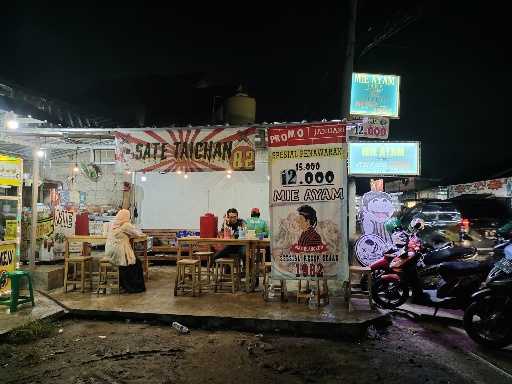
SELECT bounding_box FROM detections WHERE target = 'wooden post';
[29,148,40,269]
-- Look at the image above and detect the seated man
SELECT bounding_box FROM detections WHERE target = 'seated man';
[246,207,270,259]
[214,208,246,263]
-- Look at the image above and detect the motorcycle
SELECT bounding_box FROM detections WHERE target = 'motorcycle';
[463,243,512,348]
[371,235,491,311]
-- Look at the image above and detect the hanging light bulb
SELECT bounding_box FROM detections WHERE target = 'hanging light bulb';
[141,174,147,182]
[177,170,182,175]
[73,164,79,173]
[226,174,232,179]
[227,169,232,174]
[36,149,45,158]
[184,173,188,179]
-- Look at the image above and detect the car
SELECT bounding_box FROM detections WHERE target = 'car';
[401,200,462,229]
[449,194,512,244]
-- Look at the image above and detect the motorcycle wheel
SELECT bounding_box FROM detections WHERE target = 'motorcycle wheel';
[463,294,512,349]
[371,279,409,309]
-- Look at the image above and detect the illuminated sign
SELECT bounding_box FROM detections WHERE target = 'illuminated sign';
[350,73,400,118]
[348,142,420,176]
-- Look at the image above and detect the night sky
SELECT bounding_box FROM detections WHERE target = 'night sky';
[1,1,509,185]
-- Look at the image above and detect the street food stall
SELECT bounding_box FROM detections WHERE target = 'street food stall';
[0,154,23,295]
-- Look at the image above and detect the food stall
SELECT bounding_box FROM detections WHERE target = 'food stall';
[0,154,23,295]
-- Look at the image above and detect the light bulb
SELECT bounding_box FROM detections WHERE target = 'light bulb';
[177,170,182,175]
[141,175,147,182]
[36,149,45,158]
[6,120,18,130]
[226,174,232,179]
[184,174,188,179]
[227,169,232,174]
[73,165,79,173]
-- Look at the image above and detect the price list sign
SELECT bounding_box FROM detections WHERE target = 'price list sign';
[268,123,349,281]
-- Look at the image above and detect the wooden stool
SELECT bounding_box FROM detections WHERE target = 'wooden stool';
[98,258,120,294]
[174,259,202,296]
[297,280,310,304]
[194,251,215,287]
[214,258,240,294]
[64,240,93,293]
[344,266,375,310]
[64,256,93,293]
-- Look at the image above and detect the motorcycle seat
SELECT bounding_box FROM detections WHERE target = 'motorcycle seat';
[488,278,512,288]
[438,260,491,278]
[424,246,476,265]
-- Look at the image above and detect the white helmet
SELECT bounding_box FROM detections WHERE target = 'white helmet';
[410,217,425,232]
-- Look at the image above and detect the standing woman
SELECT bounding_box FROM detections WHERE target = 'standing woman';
[105,209,146,293]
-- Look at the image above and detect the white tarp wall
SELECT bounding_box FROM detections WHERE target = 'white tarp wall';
[136,149,269,229]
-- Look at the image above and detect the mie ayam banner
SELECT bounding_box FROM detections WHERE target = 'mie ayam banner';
[114,127,256,173]
[268,122,349,281]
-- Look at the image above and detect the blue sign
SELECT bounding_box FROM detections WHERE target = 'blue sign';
[348,142,420,176]
[350,73,400,118]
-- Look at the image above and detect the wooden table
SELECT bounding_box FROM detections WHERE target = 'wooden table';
[177,237,270,292]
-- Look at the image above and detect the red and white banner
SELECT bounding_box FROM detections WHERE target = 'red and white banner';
[269,122,349,281]
[114,127,256,173]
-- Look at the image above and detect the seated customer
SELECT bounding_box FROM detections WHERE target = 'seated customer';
[245,208,269,239]
[214,208,246,262]
[105,209,146,293]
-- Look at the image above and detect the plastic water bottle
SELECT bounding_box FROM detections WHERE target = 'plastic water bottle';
[308,290,318,310]
[172,321,190,334]
[268,284,275,299]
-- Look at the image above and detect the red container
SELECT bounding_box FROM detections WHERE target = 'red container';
[200,213,218,238]
[75,212,90,236]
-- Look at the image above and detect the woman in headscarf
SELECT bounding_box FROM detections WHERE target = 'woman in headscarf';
[105,209,146,293]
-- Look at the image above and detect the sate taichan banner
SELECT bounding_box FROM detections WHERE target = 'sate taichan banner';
[114,128,256,173]
[269,122,349,281]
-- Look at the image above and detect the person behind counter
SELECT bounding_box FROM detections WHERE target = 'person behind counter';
[214,208,246,269]
[105,209,146,293]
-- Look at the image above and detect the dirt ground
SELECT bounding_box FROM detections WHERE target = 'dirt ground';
[1,315,511,384]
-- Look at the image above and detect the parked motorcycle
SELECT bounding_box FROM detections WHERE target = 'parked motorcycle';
[371,235,491,311]
[463,243,512,348]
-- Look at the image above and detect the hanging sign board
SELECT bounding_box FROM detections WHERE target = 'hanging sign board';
[0,241,16,293]
[269,122,349,282]
[350,73,400,118]
[348,142,420,176]
[53,208,76,237]
[348,117,389,139]
[114,127,257,173]
[0,155,23,186]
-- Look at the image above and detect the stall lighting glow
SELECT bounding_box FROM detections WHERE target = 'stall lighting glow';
[184,174,188,179]
[73,165,80,173]
[141,175,147,182]
[6,119,19,130]
[177,170,182,175]
[226,174,232,179]
[36,149,45,158]
[227,169,232,174]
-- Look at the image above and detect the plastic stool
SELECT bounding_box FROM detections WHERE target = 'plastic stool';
[0,270,35,313]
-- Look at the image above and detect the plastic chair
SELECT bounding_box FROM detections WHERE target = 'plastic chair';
[0,270,35,313]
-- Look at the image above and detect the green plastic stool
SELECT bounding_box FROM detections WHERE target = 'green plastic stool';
[0,270,35,313]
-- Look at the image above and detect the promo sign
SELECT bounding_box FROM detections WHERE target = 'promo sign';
[0,154,23,187]
[350,73,400,118]
[114,127,256,173]
[54,208,76,237]
[348,142,420,176]
[0,242,16,293]
[269,122,349,281]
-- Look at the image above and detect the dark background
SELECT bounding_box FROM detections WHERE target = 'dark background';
[1,1,509,184]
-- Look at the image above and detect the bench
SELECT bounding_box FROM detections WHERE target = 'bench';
[142,229,207,261]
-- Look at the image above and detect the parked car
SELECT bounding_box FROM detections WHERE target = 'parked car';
[449,194,512,248]
[401,200,462,229]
